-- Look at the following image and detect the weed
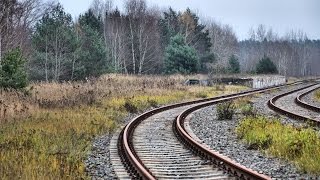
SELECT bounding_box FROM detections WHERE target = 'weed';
[216,101,236,120]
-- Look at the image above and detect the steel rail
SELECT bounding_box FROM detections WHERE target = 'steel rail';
[118,80,308,179]
[295,86,320,112]
[268,83,320,124]
[174,88,277,180]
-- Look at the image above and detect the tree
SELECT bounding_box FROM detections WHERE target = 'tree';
[79,9,102,33]
[256,56,278,74]
[164,34,199,74]
[228,55,240,73]
[0,48,27,89]
[31,3,77,81]
[74,23,109,80]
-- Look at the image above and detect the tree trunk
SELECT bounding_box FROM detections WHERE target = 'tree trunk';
[129,19,136,74]
[45,35,48,82]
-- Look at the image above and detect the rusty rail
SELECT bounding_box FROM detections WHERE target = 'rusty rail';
[295,86,320,112]
[174,89,275,180]
[268,83,320,124]
[118,80,309,179]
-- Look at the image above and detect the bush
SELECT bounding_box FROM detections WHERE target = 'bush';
[256,55,278,74]
[0,48,28,89]
[216,101,235,120]
[240,103,257,117]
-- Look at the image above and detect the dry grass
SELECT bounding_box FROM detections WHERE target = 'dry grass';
[0,74,247,179]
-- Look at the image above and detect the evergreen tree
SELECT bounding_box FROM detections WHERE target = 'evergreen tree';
[74,25,109,80]
[0,48,27,89]
[159,8,212,74]
[256,56,278,74]
[79,9,103,33]
[228,55,240,73]
[31,3,77,81]
[165,34,199,74]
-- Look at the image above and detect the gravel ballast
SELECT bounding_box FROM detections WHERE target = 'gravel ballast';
[189,84,319,179]
[303,87,320,108]
[85,114,137,179]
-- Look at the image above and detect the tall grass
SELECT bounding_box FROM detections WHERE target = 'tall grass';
[236,116,320,174]
[0,74,247,179]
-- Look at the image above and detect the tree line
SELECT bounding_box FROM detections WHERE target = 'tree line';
[0,0,319,88]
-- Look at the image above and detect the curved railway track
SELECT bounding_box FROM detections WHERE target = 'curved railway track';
[115,80,316,179]
[296,86,320,112]
[268,82,320,124]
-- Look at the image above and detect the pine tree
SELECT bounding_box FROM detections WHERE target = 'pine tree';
[79,9,103,33]
[0,48,27,89]
[31,3,77,81]
[256,56,278,74]
[74,25,109,80]
[165,34,199,74]
[228,55,240,73]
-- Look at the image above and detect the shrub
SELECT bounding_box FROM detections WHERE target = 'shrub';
[216,101,236,120]
[0,48,28,89]
[256,55,278,74]
[241,103,257,117]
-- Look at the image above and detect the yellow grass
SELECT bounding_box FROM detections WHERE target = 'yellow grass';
[0,74,247,179]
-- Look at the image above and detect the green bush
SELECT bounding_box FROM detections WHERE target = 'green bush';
[240,103,257,117]
[216,101,235,120]
[0,48,28,89]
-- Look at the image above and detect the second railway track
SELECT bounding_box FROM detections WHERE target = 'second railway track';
[113,79,318,179]
[268,82,320,123]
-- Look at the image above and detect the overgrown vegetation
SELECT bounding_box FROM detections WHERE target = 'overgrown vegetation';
[216,101,236,120]
[0,74,247,179]
[236,116,320,174]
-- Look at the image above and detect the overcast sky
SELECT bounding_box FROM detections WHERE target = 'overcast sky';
[58,0,320,40]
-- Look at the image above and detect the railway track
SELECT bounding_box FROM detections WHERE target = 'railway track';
[296,86,320,112]
[114,80,316,180]
[268,82,320,124]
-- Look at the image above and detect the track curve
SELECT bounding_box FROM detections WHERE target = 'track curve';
[295,85,320,112]
[268,83,320,124]
[117,80,312,179]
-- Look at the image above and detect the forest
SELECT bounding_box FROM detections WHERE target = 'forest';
[1,0,319,85]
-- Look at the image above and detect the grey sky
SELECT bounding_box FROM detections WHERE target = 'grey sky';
[58,0,320,40]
